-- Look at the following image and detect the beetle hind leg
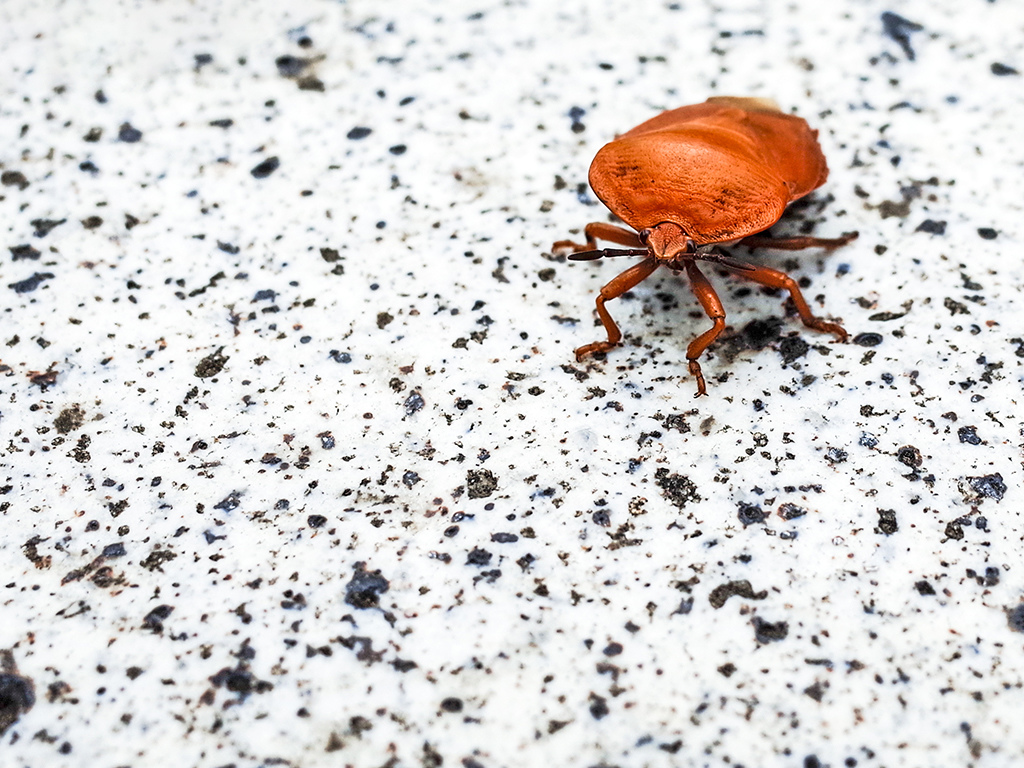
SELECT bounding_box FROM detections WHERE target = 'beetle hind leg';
[683,262,727,397]
[575,258,659,361]
[553,222,643,254]
[738,231,858,251]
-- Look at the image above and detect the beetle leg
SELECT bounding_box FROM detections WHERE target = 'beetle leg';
[717,260,848,342]
[683,261,726,398]
[554,222,643,254]
[737,231,858,251]
[575,258,660,361]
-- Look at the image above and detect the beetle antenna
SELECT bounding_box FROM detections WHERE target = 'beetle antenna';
[701,249,757,272]
[567,248,649,261]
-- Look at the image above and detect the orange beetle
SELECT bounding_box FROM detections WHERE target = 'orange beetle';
[554,96,857,396]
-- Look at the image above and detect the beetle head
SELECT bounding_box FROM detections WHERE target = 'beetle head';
[641,222,695,261]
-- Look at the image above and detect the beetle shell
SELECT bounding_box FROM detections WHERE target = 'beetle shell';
[588,97,828,244]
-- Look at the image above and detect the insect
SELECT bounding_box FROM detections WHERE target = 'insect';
[554,96,857,396]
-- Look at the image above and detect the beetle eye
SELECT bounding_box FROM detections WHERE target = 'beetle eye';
[638,229,651,244]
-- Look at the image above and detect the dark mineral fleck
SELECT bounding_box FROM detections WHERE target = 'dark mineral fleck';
[968,473,1006,501]
[250,156,280,179]
[752,616,789,643]
[344,565,389,609]
[709,580,767,609]
[0,668,35,737]
[654,469,701,509]
[466,469,497,499]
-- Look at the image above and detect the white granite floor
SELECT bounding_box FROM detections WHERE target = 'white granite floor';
[2,0,1023,766]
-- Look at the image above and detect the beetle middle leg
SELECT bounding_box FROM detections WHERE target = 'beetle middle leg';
[553,222,643,254]
[683,261,726,397]
[718,261,848,341]
[575,257,659,361]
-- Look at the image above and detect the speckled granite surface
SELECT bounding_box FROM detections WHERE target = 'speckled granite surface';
[2,1,1022,766]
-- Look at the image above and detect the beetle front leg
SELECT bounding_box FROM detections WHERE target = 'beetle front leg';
[738,231,858,251]
[720,262,848,342]
[683,262,726,397]
[553,222,643,254]
[575,258,660,361]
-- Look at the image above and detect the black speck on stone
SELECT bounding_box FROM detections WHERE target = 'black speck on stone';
[957,426,981,445]
[251,156,280,179]
[195,347,229,378]
[896,445,923,468]
[54,405,85,434]
[876,509,899,535]
[779,335,809,364]
[275,55,309,77]
[254,288,277,301]
[466,469,497,499]
[778,502,806,520]
[213,490,242,511]
[10,244,41,261]
[344,564,389,609]
[389,144,407,155]
[592,509,610,527]
[118,123,143,142]
[0,670,35,737]
[209,664,272,697]
[661,413,691,433]
[440,697,463,713]
[825,447,848,464]
[0,170,29,190]
[991,62,1019,76]
[881,11,923,61]
[654,468,701,509]
[588,693,609,720]
[743,317,783,348]
[402,471,421,487]
[1007,604,1024,632]
[30,218,66,237]
[329,350,352,364]
[217,240,240,254]
[102,542,126,558]
[672,597,694,616]
[752,616,789,643]
[709,580,767,609]
[803,681,827,702]
[194,52,213,68]
[914,580,935,596]
[944,520,964,540]
[737,502,766,526]
[141,604,174,632]
[603,642,623,656]
[466,547,492,566]
[403,389,425,415]
[915,219,946,235]
[968,473,1006,501]
[209,118,233,129]
[853,332,883,347]
[9,272,54,294]
[83,127,102,142]
[347,126,372,140]
[977,228,998,240]
[490,532,518,544]
[307,514,327,529]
